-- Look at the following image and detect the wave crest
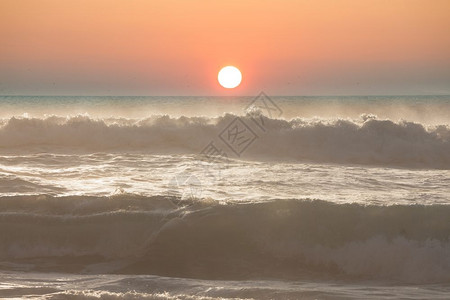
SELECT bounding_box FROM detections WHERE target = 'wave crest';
[0,195,449,283]
[1,114,449,168]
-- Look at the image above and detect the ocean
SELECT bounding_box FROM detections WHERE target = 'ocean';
[0,95,449,299]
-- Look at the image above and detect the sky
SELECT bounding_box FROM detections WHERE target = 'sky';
[1,0,450,96]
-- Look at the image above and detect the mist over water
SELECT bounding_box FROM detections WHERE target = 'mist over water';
[0,95,449,299]
[1,95,449,124]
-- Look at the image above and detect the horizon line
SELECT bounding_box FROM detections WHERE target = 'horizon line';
[1,94,449,98]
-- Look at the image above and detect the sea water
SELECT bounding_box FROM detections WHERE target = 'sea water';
[0,95,449,299]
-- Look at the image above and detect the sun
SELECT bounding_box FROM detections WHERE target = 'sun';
[218,66,242,89]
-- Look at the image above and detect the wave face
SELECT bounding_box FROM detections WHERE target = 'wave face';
[1,114,449,169]
[0,195,449,284]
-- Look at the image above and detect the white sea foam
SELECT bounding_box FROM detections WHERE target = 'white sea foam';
[0,114,449,169]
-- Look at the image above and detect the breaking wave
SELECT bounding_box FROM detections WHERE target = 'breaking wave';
[0,114,449,169]
[0,195,449,284]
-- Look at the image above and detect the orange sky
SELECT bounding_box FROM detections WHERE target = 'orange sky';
[1,0,449,95]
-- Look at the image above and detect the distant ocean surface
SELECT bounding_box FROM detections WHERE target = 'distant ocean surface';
[0,95,449,299]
